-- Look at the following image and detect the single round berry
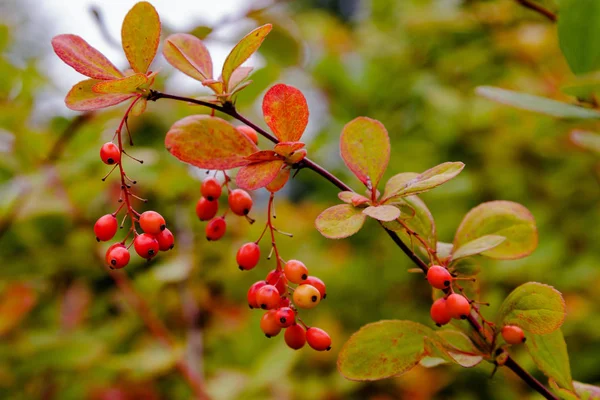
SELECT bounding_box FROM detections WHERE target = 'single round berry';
[293,284,321,309]
[266,269,288,295]
[206,217,226,241]
[100,142,121,165]
[195,197,219,221]
[228,189,253,216]
[275,307,295,328]
[502,325,526,345]
[94,214,118,242]
[430,298,452,326]
[284,259,309,284]
[139,211,166,235]
[306,327,331,351]
[201,177,222,201]
[260,310,281,338]
[247,281,267,309]
[237,125,259,145]
[446,294,471,319]
[236,242,260,271]
[301,276,326,299]
[256,285,280,310]
[156,228,175,251]
[427,265,452,290]
[284,324,306,350]
[133,233,159,259]
[105,243,130,269]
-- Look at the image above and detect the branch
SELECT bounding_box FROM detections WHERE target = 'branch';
[516,0,557,22]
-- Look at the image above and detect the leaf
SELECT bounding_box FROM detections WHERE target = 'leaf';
[51,34,123,80]
[451,235,506,261]
[65,79,136,111]
[244,150,281,163]
[0,283,37,336]
[92,73,147,94]
[262,84,309,142]
[382,162,464,201]
[496,282,566,335]
[121,1,161,74]
[131,97,147,116]
[525,330,574,391]
[338,191,370,207]
[476,86,600,119]
[558,0,600,75]
[340,117,390,189]
[266,167,290,193]
[570,130,600,154]
[222,24,272,89]
[382,172,419,201]
[163,33,213,82]
[453,201,538,260]
[236,160,284,191]
[274,141,305,157]
[315,204,367,239]
[549,381,580,400]
[165,115,259,170]
[574,382,600,399]
[228,66,253,92]
[435,330,484,368]
[338,320,434,381]
[362,205,400,222]
[562,78,600,99]
[382,196,437,253]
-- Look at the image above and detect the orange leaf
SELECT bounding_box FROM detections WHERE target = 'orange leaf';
[0,283,37,336]
[163,33,213,82]
[274,141,305,157]
[266,167,291,193]
[51,34,123,80]
[65,79,136,111]
[92,73,148,94]
[236,160,284,191]
[245,150,282,163]
[165,115,259,170]
[121,1,161,74]
[263,84,309,142]
[222,24,272,89]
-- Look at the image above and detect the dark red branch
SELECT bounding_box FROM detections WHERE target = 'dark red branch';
[516,0,557,22]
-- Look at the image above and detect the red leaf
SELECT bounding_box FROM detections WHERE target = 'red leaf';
[236,160,284,190]
[244,150,282,163]
[266,167,291,193]
[163,33,213,82]
[65,79,136,111]
[263,84,309,142]
[165,115,259,170]
[274,141,305,157]
[121,1,161,74]
[51,34,123,80]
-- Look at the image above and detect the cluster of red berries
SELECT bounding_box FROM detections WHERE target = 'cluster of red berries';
[427,265,472,326]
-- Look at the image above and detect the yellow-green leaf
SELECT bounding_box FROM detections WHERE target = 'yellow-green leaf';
[382,162,464,202]
[451,235,506,261]
[121,1,161,74]
[92,73,147,94]
[163,33,213,82]
[362,205,400,222]
[65,79,136,111]
[222,24,272,90]
[315,204,367,239]
[51,34,123,80]
[382,196,437,254]
[382,172,418,201]
[526,330,574,391]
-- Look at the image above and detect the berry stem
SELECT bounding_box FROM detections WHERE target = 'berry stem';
[267,193,282,270]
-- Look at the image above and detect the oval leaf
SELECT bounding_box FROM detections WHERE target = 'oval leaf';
[436,330,484,368]
[451,235,506,261]
[338,320,434,381]
[121,1,161,74]
[262,84,309,142]
[222,24,272,89]
[338,191,370,207]
[570,130,600,154]
[382,172,418,201]
[497,282,566,335]
[383,196,437,254]
[362,205,400,222]
[315,204,367,239]
[165,115,259,170]
[92,73,147,94]
[228,66,253,92]
[274,141,305,157]
[51,34,123,80]
[65,79,136,111]
[558,0,600,75]
[236,160,284,191]
[382,162,464,201]
[163,33,213,82]
[453,201,537,260]
[340,117,390,189]
[525,330,574,391]
[266,167,290,193]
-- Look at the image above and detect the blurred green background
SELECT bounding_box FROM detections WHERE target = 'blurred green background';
[0,0,598,399]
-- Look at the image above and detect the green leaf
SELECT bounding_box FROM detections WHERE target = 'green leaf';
[558,0,600,75]
[91,73,147,94]
[525,330,574,391]
[574,381,600,399]
[51,34,123,80]
[235,160,284,191]
[163,33,213,82]
[262,84,309,142]
[340,117,390,190]
[362,205,400,222]
[165,115,259,170]
[561,77,600,99]
[570,130,600,154]
[550,380,580,400]
[222,24,272,90]
[382,172,418,201]
[453,201,538,260]
[382,162,464,202]
[497,282,566,335]
[315,204,367,239]
[451,235,506,261]
[65,79,136,111]
[383,196,437,254]
[476,86,600,119]
[337,320,434,381]
[436,330,484,368]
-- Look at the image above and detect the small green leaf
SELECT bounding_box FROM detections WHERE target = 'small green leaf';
[382,162,464,202]
[574,381,600,399]
[558,0,600,75]
[51,34,123,80]
[451,235,506,261]
[436,330,484,368]
[525,330,574,391]
[383,196,437,254]
[362,205,400,222]
[163,33,213,82]
[562,77,600,99]
[315,204,367,239]
[382,172,419,201]
[570,130,600,154]
[222,24,272,90]
[65,79,136,111]
[453,201,538,260]
[92,73,147,94]
[121,1,161,74]
[497,282,566,335]
[340,117,390,189]
[549,380,580,400]
[338,320,434,381]
[262,84,309,142]
[235,160,284,191]
[476,86,600,119]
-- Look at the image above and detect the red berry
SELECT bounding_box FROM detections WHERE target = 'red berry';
[236,242,260,270]
[94,214,118,242]
[502,325,526,344]
[256,285,280,310]
[427,265,452,289]
[275,307,295,328]
[195,197,219,221]
[237,126,259,145]
[266,269,288,295]
[228,189,253,216]
[156,228,175,251]
[247,281,267,309]
[260,310,281,338]
[133,233,159,259]
[293,284,321,309]
[105,243,130,269]
[201,178,222,201]
[206,217,226,241]
[284,259,308,284]
[279,297,291,308]
[446,294,471,319]
[139,211,166,235]
[306,327,331,351]
[300,276,326,299]
[100,142,120,165]
[430,298,451,326]
[285,324,306,350]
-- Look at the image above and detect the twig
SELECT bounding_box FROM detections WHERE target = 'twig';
[515,0,557,22]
